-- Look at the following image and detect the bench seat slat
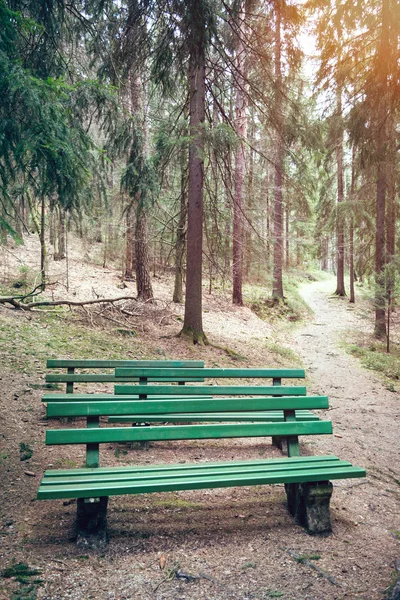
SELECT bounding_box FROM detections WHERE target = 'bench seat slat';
[46,421,333,445]
[114,385,307,396]
[40,454,342,477]
[46,396,328,417]
[107,410,319,423]
[115,368,305,379]
[37,457,366,499]
[40,458,355,486]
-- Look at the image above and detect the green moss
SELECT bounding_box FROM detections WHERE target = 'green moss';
[19,443,33,462]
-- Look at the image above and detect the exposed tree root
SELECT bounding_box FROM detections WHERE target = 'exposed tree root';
[0,293,139,311]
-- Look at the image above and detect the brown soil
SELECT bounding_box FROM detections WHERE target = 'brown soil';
[0,237,399,600]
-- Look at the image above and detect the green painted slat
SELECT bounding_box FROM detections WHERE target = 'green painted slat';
[107,410,319,423]
[116,368,305,379]
[46,396,328,417]
[47,360,204,368]
[46,421,333,445]
[43,394,210,403]
[37,464,366,499]
[46,374,205,383]
[114,385,307,396]
[41,455,340,478]
[39,455,342,477]
[40,458,353,486]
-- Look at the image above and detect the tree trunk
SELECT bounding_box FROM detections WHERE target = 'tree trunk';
[181,44,207,343]
[335,84,346,296]
[124,205,135,280]
[321,238,329,271]
[232,0,248,306]
[135,207,153,301]
[272,0,284,300]
[57,208,66,260]
[349,146,356,303]
[285,200,290,269]
[173,153,188,303]
[374,0,390,339]
[40,196,46,289]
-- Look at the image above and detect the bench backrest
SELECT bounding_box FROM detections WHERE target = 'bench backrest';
[43,388,330,467]
[46,359,206,392]
[114,368,306,398]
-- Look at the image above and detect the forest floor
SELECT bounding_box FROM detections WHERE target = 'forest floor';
[0,236,399,600]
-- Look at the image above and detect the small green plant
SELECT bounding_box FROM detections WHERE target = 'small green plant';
[242,561,256,569]
[19,443,33,461]
[391,530,400,540]
[295,553,321,563]
[2,562,42,584]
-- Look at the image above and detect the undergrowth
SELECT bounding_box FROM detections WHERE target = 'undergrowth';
[0,310,151,375]
[344,334,400,386]
[245,269,314,325]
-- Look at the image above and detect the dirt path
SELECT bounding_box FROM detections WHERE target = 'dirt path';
[287,279,400,596]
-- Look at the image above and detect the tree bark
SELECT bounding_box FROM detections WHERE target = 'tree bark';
[181,44,207,343]
[272,0,284,300]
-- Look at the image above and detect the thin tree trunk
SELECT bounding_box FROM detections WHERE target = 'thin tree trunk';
[335,83,346,296]
[272,0,284,299]
[58,208,66,260]
[181,45,207,343]
[349,147,356,303]
[285,200,290,269]
[374,0,390,339]
[173,154,187,303]
[321,238,329,271]
[40,196,46,290]
[135,207,153,301]
[232,0,248,305]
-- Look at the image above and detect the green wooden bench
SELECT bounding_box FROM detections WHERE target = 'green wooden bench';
[38,378,366,545]
[46,360,206,394]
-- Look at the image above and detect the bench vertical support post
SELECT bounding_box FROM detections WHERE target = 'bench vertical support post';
[271,377,282,449]
[86,416,100,468]
[66,367,74,394]
[137,376,150,449]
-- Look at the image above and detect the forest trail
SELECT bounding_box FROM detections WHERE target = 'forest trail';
[289,278,400,473]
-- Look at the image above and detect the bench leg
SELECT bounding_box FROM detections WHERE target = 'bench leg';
[285,481,333,535]
[76,497,108,549]
[285,482,301,517]
[297,481,333,535]
[272,436,288,454]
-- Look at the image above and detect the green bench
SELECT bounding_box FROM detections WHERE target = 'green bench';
[38,375,366,545]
